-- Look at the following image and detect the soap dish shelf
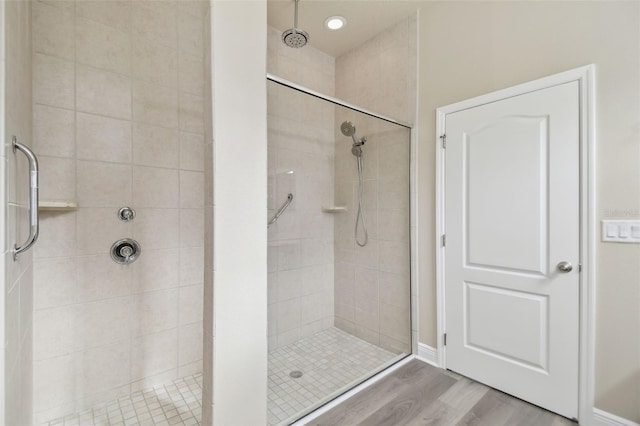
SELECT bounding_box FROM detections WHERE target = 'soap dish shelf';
[39,200,78,212]
[322,206,347,213]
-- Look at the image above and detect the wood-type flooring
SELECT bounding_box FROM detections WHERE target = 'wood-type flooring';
[311,360,576,426]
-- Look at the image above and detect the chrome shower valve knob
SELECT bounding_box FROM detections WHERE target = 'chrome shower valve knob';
[118,206,136,221]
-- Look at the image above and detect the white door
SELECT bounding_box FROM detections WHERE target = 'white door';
[444,81,580,418]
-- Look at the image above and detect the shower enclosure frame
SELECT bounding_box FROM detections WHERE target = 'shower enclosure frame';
[266,72,418,421]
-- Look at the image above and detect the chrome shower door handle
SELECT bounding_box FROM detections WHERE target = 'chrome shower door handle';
[12,136,39,260]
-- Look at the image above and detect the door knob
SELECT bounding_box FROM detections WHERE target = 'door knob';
[557,261,573,273]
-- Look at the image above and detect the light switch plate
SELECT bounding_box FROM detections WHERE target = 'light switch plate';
[601,220,640,243]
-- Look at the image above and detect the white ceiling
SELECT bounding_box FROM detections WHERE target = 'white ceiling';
[267,0,420,58]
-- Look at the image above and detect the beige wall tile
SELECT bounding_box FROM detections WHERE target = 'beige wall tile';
[77,161,132,207]
[379,240,409,275]
[133,166,179,208]
[132,248,180,293]
[34,257,78,309]
[132,38,178,88]
[33,305,77,360]
[179,284,203,325]
[75,0,132,33]
[179,246,204,286]
[131,329,178,381]
[75,342,130,398]
[178,52,204,95]
[130,369,177,394]
[379,302,410,344]
[180,171,204,208]
[179,132,204,171]
[34,212,77,259]
[378,209,409,242]
[178,322,202,365]
[34,53,74,109]
[178,92,204,134]
[76,208,132,255]
[33,354,76,413]
[277,269,302,302]
[33,1,74,60]
[39,156,75,200]
[33,105,75,158]
[133,208,180,250]
[77,297,130,349]
[276,299,301,333]
[77,112,132,163]
[180,208,204,248]
[131,289,179,337]
[177,9,203,58]
[133,81,178,128]
[77,254,132,302]
[76,65,131,120]
[131,1,177,50]
[178,360,202,378]
[379,271,410,309]
[76,17,131,75]
[38,0,74,12]
[132,123,179,168]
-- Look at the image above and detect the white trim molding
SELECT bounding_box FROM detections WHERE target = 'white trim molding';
[416,343,439,367]
[435,65,597,424]
[592,409,640,426]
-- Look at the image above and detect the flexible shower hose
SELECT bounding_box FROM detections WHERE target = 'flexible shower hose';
[355,154,368,247]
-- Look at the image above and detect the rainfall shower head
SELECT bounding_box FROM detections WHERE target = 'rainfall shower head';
[282,29,309,48]
[282,0,309,48]
[341,121,356,137]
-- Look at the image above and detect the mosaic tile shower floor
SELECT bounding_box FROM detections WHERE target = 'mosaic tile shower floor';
[45,327,399,426]
[46,375,203,426]
[267,327,398,425]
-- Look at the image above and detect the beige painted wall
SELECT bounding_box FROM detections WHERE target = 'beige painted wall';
[417,1,640,421]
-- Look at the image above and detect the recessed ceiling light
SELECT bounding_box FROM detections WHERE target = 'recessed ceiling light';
[325,16,346,30]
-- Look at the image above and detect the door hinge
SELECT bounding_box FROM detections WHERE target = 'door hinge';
[444,333,447,346]
[579,263,583,272]
[440,134,446,148]
[441,234,446,247]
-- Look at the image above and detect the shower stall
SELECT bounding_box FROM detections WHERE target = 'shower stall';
[1,0,415,424]
[266,75,412,424]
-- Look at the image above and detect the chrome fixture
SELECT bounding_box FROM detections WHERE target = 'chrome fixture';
[557,261,573,273]
[111,238,141,265]
[118,206,136,222]
[268,193,294,227]
[12,136,40,260]
[282,0,309,48]
[289,370,303,379]
[340,122,368,247]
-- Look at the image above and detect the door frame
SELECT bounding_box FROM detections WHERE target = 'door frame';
[435,65,596,422]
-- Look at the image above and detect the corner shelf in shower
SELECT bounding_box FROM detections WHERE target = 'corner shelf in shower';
[38,199,78,212]
[321,206,347,213]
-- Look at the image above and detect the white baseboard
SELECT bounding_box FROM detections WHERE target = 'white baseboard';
[416,343,439,367]
[592,408,640,426]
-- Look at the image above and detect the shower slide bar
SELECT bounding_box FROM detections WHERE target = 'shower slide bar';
[12,136,40,260]
[268,193,293,227]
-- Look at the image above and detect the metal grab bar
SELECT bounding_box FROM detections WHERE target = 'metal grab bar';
[12,136,39,260]
[268,193,293,227]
